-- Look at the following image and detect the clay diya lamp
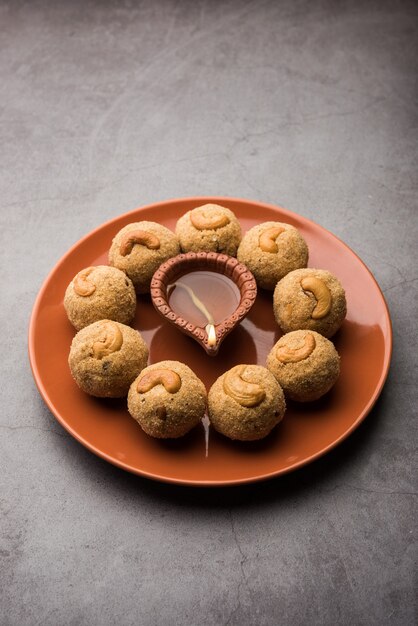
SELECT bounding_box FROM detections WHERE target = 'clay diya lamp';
[150,252,257,356]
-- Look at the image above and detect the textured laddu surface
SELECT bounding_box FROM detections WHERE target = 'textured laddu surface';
[1,0,417,624]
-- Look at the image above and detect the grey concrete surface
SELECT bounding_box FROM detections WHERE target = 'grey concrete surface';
[1,0,417,624]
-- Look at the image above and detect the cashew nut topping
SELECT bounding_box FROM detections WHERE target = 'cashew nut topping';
[190,206,230,231]
[258,226,285,253]
[74,267,96,297]
[137,369,181,394]
[276,332,316,363]
[223,365,266,407]
[92,321,123,359]
[119,229,160,256]
[300,276,331,319]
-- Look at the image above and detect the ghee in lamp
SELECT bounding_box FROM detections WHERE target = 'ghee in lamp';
[168,271,240,327]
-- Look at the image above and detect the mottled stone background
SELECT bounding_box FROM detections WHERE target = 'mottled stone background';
[1,1,417,624]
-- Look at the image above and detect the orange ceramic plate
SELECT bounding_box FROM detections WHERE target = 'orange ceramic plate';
[28,197,392,486]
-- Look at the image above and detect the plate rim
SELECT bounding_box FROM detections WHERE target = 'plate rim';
[28,196,393,487]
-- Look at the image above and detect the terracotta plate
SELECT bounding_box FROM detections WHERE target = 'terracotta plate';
[28,197,392,486]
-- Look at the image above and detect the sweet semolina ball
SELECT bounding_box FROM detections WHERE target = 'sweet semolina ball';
[127,360,207,438]
[109,221,180,294]
[68,320,149,398]
[237,221,309,290]
[208,364,286,441]
[64,265,136,331]
[175,204,242,256]
[273,268,347,338]
[266,330,340,402]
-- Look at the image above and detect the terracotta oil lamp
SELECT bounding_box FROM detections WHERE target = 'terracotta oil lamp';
[150,252,257,356]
